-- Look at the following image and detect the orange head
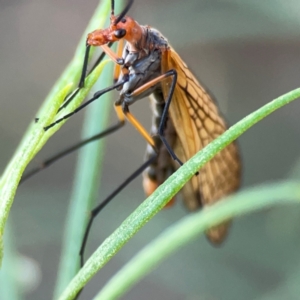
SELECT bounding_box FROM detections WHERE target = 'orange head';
[87,15,143,47]
[87,0,143,48]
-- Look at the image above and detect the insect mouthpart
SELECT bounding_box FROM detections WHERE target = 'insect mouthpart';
[87,29,112,46]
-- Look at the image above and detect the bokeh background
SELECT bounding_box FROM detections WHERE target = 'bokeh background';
[1,0,300,299]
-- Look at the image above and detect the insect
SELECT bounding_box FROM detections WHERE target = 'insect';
[24,0,241,272]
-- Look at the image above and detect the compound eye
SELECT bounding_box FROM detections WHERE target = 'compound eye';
[114,28,126,39]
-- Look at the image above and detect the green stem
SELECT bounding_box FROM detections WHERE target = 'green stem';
[57,87,300,300]
[54,0,124,297]
[0,0,111,265]
[53,63,113,299]
[94,181,300,300]
[0,220,21,300]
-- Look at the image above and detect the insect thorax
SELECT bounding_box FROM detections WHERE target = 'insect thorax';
[117,26,169,104]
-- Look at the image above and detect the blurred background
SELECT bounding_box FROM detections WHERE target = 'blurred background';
[1,0,300,299]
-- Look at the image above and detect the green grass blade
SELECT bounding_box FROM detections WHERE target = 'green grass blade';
[53,62,114,298]
[0,220,21,300]
[0,0,111,266]
[57,86,300,300]
[94,180,300,300]
[54,1,124,297]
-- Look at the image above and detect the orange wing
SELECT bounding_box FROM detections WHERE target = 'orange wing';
[161,48,241,244]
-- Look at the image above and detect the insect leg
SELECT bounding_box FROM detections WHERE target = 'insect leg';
[57,44,92,113]
[89,42,114,76]
[44,79,126,131]
[100,44,124,65]
[79,153,157,267]
[21,105,125,184]
[156,70,183,165]
[123,69,182,165]
[58,42,115,113]
[113,38,124,83]
[21,124,122,181]
[45,41,128,131]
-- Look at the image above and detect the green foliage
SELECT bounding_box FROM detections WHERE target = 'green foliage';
[1,0,300,299]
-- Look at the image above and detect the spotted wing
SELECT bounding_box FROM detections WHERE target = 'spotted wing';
[161,48,241,244]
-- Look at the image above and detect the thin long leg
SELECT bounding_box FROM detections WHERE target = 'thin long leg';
[155,69,199,174]
[54,40,126,122]
[57,45,92,113]
[113,39,124,83]
[21,121,124,184]
[58,42,114,113]
[111,0,115,16]
[156,70,182,165]
[122,69,182,165]
[89,42,113,76]
[79,153,157,267]
[101,44,124,65]
[79,44,92,89]
[44,79,126,131]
